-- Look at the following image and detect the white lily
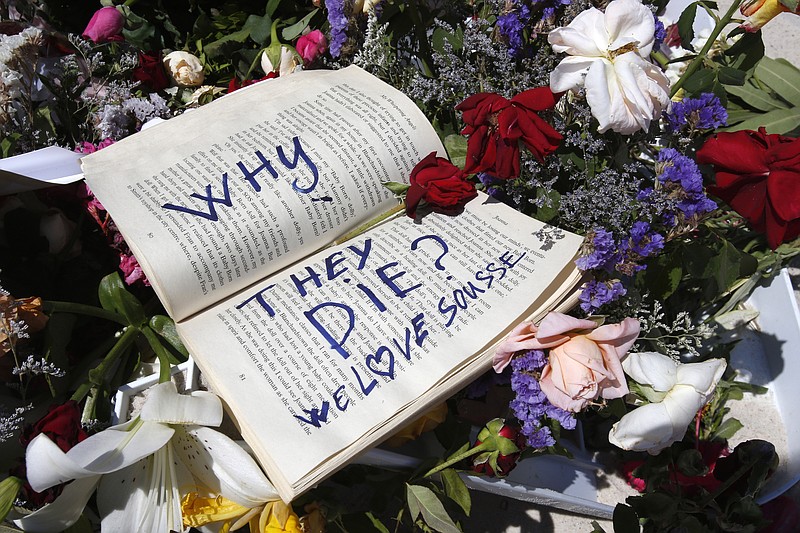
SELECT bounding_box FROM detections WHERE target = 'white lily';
[548,0,670,134]
[12,382,276,533]
[608,352,726,454]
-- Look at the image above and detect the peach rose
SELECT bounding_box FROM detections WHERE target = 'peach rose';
[493,312,640,412]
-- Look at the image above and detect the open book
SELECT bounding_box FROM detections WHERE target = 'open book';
[81,65,584,501]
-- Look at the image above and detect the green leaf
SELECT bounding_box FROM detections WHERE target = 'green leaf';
[725,83,788,111]
[266,0,282,17]
[707,241,742,293]
[444,134,467,169]
[0,476,22,523]
[725,108,761,125]
[383,181,410,197]
[98,273,146,326]
[723,106,800,134]
[203,27,252,58]
[713,417,744,441]
[406,484,461,533]
[612,504,640,533]
[755,56,800,106]
[441,468,471,515]
[365,512,391,533]
[683,68,715,93]
[245,14,273,46]
[281,9,319,41]
[677,2,699,52]
[724,31,764,72]
[677,449,708,476]
[781,0,799,10]
[149,315,189,359]
[717,66,746,86]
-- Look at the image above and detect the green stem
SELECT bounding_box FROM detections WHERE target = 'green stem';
[422,442,490,479]
[44,300,128,326]
[71,325,140,403]
[670,0,744,97]
[140,326,173,384]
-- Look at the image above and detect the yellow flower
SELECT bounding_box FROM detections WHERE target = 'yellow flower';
[740,0,799,31]
[182,493,302,533]
[382,403,448,447]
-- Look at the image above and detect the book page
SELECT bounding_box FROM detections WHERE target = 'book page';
[177,193,583,499]
[81,66,444,321]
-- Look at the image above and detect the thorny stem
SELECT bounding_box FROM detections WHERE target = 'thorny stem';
[421,442,490,479]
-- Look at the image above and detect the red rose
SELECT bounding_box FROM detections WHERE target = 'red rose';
[405,152,477,219]
[697,127,800,249]
[133,51,170,91]
[471,419,526,477]
[227,72,277,93]
[456,88,562,180]
[20,400,87,452]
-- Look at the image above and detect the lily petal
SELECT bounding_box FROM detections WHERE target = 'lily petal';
[622,352,678,392]
[11,476,100,533]
[26,420,174,492]
[174,426,279,508]
[675,358,726,396]
[140,381,223,427]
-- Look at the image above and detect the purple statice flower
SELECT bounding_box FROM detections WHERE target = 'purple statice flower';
[326,0,349,58]
[629,221,664,257]
[665,93,728,132]
[653,16,666,50]
[576,227,618,272]
[579,279,627,314]
[657,148,717,219]
[509,350,576,448]
[497,3,532,58]
[478,172,505,199]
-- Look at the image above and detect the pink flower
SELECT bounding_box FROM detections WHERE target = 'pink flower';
[119,253,149,286]
[296,30,328,64]
[493,312,639,412]
[82,6,124,43]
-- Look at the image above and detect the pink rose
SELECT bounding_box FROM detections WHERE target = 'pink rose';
[82,6,124,43]
[296,30,328,64]
[493,312,639,412]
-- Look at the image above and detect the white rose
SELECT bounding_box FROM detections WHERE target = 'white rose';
[548,0,670,134]
[163,51,205,87]
[260,45,301,77]
[608,352,726,454]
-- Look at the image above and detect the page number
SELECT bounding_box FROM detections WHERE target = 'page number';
[238,373,246,381]
[147,232,154,238]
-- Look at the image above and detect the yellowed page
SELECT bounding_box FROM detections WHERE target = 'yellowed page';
[178,193,583,500]
[81,66,445,321]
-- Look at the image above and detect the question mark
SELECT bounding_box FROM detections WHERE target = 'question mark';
[411,234,452,279]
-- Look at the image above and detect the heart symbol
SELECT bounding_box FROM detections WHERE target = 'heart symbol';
[366,346,395,379]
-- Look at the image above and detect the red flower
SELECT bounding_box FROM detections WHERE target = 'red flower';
[82,6,124,43]
[456,88,562,180]
[471,419,526,477]
[621,460,647,492]
[697,127,800,249]
[227,72,277,93]
[133,51,170,91]
[405,152,477,218]
[15,401,88,508]
[296,30,328,64]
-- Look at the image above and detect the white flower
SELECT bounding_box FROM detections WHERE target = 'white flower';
[548,0,670,134]
[12,382,276,533]
[163,51,205,87]
[260,45,301,77]
[608,352,726,454]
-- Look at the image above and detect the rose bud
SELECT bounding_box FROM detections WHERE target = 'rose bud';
[82,6,124,43]
[405,152,477,219]
[163,51,205,87]
[296,30,328,65]
[261,44,301,77]
[133,51,170,91]
[471,419,526,477]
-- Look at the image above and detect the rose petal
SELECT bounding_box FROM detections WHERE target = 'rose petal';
[622,351,678,391]
[605,0,657,56]
[536,312,598,339]
[550,56,599,93]
[608,401,675,453]
[548,8,608,56]
[675,358,726,397]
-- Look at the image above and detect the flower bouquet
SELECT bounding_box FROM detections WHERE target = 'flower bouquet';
[2,0,800,531]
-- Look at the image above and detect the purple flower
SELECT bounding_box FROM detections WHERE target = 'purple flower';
[509,350,576,448]
[629,221,664,257]
[576,227,619,271]
[579,279,627,313]
[326,0,349,58]
[657,148,718,219]
[497,3,532,57]
[666,93,728,132]
[653,16,666,50]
